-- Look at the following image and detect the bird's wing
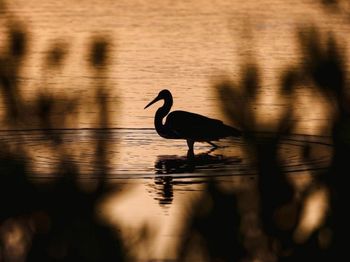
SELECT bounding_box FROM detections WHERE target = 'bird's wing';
[165,110,232,141]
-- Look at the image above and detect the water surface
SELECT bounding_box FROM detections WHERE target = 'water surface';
[0,128,332,177]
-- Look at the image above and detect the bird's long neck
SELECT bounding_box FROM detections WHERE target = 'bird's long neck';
[154,95,173,136]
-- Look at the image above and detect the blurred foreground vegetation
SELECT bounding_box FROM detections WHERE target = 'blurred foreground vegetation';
[0,1,349,261]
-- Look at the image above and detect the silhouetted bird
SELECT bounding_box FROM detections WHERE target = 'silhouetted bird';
[144,89,241,156]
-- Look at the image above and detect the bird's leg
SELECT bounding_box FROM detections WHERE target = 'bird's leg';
[207,141,219,148]
[187,139,194,151]
[186,139,195,158]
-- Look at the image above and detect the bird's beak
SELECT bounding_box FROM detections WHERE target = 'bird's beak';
[144,95,161,109]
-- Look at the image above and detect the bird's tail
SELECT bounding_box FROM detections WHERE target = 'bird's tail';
[227,125,242,137]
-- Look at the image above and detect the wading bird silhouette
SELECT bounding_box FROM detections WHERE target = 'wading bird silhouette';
[144,89,241,156]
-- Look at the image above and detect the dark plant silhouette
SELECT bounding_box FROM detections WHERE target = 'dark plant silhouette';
[177,25,346,261]
[208,63,301,261]
[0,16,125,262]
[296,27,349,260]
[178,180,244,261]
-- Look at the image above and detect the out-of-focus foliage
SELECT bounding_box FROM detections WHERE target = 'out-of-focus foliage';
[0,11,126,262]
[177,26,348,261]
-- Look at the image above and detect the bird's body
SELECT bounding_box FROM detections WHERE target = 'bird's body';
[145,89,241,155]
[165,110,239,141]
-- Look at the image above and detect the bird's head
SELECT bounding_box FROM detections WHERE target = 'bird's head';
[144,89,172,109]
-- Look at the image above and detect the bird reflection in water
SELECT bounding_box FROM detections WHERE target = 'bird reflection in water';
[153,176,174,206]
[155,152,241,174]
[152,153,241,206]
